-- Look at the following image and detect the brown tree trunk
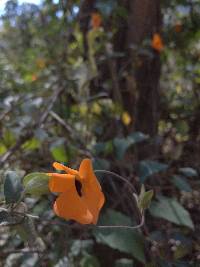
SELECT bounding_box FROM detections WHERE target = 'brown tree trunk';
[123,0,162,158]
[79,0,96,59]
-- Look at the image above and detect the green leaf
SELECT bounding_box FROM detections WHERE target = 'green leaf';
[138,190,154,210]
[0,143,7,155]
[171,175,192,192]
[94,141,113,156]
[22,138,41,151]
[93,209,146,263]
[80,254,100,267]
[173,245,190,260]
[93,158,110,170]
[113,132,148,160]
[113,137,134,160]
[50,139,68,162]
[4,171,24,204]
[138,160,168,183]
[115,258,134,267]
[149,196,194,230]
[3,129,16,148]
[179,167,198,177]
[23,172,49,196]
[14,217,38,246]
[129,132,149,143]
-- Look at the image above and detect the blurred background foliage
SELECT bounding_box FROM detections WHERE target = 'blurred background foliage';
[0,0,200,266]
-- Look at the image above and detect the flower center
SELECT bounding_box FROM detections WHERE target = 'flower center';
[75,179,82,197]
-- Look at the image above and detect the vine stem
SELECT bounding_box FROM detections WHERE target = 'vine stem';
[94,169,144,230]
[94,170,137,193]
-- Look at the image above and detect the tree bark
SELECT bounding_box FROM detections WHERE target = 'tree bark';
[125,0,162,158]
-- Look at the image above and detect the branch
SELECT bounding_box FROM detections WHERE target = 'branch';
[0,87,64,167]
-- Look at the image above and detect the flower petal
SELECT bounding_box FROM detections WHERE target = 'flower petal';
[79,158,105,224]
[53,162,79,175]
[48,173,75,193]
[53,182,93,224]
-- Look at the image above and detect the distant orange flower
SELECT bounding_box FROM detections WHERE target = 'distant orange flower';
[91,12,102,29]
[47,159,105,224]
[31,74,37,81]
[174,23,182,33]
[151,33,164,52]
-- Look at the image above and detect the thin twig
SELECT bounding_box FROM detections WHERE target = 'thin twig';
[49,111,73,134]
[49,110,92,157]
[0,87,64,167]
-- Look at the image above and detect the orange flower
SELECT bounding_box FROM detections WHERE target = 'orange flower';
[174,23,182,33]
[31,74,37,81]
[151,33,164,52]
[91,12,102,29]
[47,159,105,224]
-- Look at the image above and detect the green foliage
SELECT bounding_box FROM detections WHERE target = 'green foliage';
[171,175,192,192]
[138,160,168,183]
[94,209,146,263]
[115,258,134,267]
[50,139,68,162]
[113,132,148,160]
[138,185,154,211]
[4,171,24,204]
[179,167,198,178]
[80,254,100,267]
[23,172,49,196]
[150,196,194,230]
[0,0,199,265]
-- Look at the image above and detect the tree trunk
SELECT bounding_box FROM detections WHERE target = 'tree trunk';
[125,0,162,158]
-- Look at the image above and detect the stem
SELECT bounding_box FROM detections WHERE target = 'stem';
[94,170,137,193]
[94,169,144,230]
[96,213,144,230]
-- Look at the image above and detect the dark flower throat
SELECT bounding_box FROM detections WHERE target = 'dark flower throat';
[75,179,82,197]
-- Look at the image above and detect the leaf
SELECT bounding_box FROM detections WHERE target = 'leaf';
[113,132,148,160]
[93,209,146,263]
[138,160,168,183]
[173,245,190,260]
[70,240,94,257]
[129,132,149,143]
[115,258,134,267]
[149,196,194,230]
[54,257,69,267]
[93,158,110,170]
[138,190,154,210]
[51,146,68,162]
[0,210,11,224]
[80,254,100,267]
[94,141,113,156]
[113,137,133,160]
[4,171,24,204]
[15,217,38,246]
[3,129,16,148]
[121,112,132,126]
[50,139,68,162]
[0,143,7,155]
[179,167,198,178]
[22,137,41,151]
[23,172,50,196]
[171,175,192,192]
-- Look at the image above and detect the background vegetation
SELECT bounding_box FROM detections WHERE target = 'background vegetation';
[0,0,200,266]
